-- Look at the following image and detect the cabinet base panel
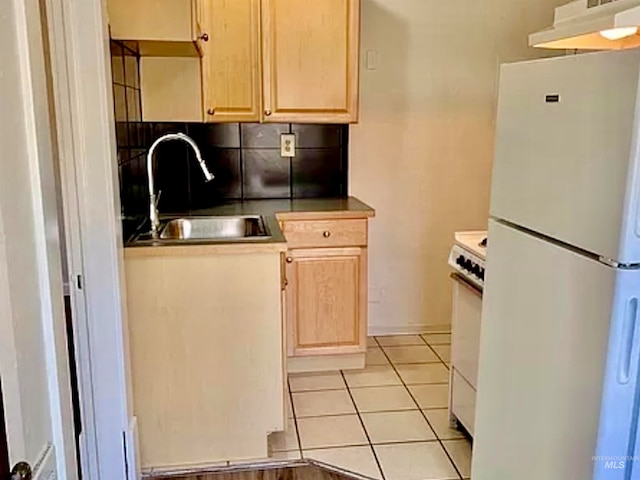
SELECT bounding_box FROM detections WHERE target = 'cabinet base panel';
[141,432,268,471]
[287,352,365,373]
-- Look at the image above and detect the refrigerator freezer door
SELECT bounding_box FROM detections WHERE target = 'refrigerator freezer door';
[472,219,616,480]
[490,50,640,264]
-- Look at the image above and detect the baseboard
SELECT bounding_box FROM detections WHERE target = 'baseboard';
[368,324,451,336]
[287,353,365,373]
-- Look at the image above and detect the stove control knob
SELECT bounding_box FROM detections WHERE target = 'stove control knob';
[479,268,485,280]
[456,255,465,266]
[464,259,473,271]
[472,264,480,276]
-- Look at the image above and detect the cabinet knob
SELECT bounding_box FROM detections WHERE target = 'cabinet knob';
[286,257,293,263]
[264,109,272,117]
[200,33,209,42]
[207,108,215,116]
[323,231,331,238]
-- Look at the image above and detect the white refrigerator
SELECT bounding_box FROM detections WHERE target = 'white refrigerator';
[472,49,640,480]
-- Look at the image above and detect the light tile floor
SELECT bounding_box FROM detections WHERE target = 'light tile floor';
[269,333,473,480]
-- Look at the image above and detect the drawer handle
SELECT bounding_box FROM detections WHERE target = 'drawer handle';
[323,231,331,238]
[200,33,209,42]
[264,109,272,116]
[207,108,215,116]
[286,257,293,263]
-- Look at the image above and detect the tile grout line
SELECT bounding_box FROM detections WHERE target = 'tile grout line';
[301,439,443,451]
[294,409,417,420]
[366,355,443,367]
[369,342,445,367]
[419,334,450,367]
[291,381,449,395]
[375,336,464,480]
[290,387,348,394]
[339,369,387,480]
[238,124,245,199]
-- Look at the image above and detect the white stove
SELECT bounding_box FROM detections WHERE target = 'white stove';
[448,231,487,290]
[448,230,487,438]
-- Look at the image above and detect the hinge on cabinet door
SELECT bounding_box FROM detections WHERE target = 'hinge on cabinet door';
[76,274,83,290]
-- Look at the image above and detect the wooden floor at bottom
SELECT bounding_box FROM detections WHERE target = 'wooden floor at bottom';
[148,463,365,480]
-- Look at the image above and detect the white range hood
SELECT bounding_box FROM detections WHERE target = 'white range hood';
[530,0,640,49]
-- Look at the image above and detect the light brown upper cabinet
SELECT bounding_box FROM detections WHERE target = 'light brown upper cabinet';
[108,0,360,123]
[108,0,203,56]
[200,0,262,123]
[261,0,360,123]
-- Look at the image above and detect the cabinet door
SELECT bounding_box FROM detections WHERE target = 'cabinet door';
[200,0,262,122]
[261,0,360,123]
[140,57,203,122]
[286,248,366,356]
[108,0,196,42]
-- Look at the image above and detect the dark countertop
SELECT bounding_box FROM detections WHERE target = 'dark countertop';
[183,197,374,219]
[126,197,375,248]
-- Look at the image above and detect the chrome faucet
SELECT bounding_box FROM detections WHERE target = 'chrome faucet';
[147,133,214,238]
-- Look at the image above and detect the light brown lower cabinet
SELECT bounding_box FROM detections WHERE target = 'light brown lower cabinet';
[286,247,366,355]
[282,217,370,372]
[124,246,285,470]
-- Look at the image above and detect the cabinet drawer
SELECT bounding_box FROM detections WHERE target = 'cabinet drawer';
[282,219,367,248]
[451,369,476,437]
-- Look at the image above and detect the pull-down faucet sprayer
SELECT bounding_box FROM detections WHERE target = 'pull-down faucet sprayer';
[146,133,214,238]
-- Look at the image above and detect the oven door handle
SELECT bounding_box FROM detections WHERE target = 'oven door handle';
[450,272,483,297]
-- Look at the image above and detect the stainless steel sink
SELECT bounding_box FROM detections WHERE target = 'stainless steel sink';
[159,216,270,241]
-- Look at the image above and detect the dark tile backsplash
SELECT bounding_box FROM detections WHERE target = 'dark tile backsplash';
[110,41,349,240]
[240,123,290,148]
[125,123,349,205]
[292,124,343,148]
[191,149,243,207]
[243,149,291,199]
[293,148,346,198]
[188,123,240,148]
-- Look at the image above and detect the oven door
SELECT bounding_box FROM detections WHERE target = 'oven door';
[450,273,482,389]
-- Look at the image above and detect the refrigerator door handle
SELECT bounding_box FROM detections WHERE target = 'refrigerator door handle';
[618,298,639,385]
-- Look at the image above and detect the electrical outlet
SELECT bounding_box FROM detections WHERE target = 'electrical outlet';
[366,50,378,70]
[281,134,296,157]
[369,287,384,304]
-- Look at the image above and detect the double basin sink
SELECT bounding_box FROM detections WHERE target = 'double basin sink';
[135,215,271,243]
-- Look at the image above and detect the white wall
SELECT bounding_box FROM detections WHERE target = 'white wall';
[351,0,566,334]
